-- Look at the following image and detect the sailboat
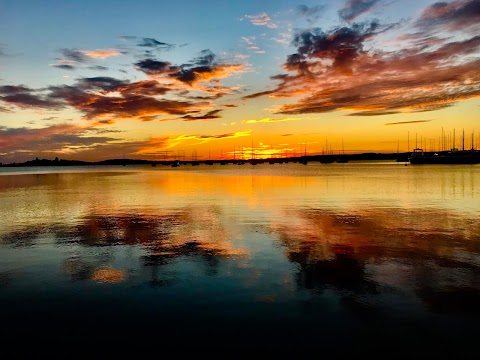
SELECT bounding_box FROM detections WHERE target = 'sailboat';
[300,141,308,165]
[336,139,348,163]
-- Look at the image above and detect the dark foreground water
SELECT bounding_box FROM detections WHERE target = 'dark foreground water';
[0,162,479,355]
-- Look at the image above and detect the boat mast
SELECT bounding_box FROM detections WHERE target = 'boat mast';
[453,128,455,150]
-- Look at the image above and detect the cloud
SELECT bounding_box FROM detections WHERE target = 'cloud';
[338,0,381,22]
[348,110,400,116]
[181,109,223,121]
[87,65,109,71]
[80,48,122,59]
[0,76,207,119]
[242,36,260,51]
[134,59,177,75]
[92,119,115,126]
[415,0,480,33]
[243,117,302,124]
[243,19,480,116]
[136,50,247,95]
[224,104,238,108]
[245,12,277,28]
[385,120,432,125]
[49,85,202,119]
[0,124,115,153]
[3,48,246,121]
[137,37,174,49]
[0,84,63,109]
[59,48,89,63]
[0,124,155,162]
[296,4,325,23]
[52,64,76,71]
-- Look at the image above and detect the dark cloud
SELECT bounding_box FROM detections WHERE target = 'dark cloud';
[338,0,380,22]
[49,83,198,119]
[139,115,158,122]
[134,59,176,75]
[93,119,115,126]
[0,75,200,119]
[296,4,325,23]
[0,84,63,109]
[117,80,170,96]
[385,120,432,125]
[171,49,217,85]
[87,65,109,71]
[136,50,245,90]
[348,110,400,116]
[0,105,12,112]
[138,37,173,49]
[290,21,382,74]
[53,64,76,71]
[0,85,32,95]
[171,49,245,87]
[416,0,480,33]
[242,89,278,99]
[181,109,222,121]
[224,104,238,108]
[59,48,88,63]
[77,76,129,92]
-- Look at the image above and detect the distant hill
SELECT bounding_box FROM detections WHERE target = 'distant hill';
[0,152,409,167]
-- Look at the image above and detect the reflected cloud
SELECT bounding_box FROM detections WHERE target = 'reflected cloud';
[271,206,480,313]
[92,266,126,283]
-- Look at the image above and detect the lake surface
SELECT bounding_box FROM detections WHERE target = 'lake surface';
[1,162,479,355]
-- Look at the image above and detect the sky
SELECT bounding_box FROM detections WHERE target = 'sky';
[1,0,479,162]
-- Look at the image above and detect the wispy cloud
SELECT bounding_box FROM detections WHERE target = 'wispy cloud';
[58,48,89,63]
[245,12,277,28]
[338,0,381,22]
[415,0,480,33]
[296,4,325,24]
[180,109,223,121]
[0,84,63,109]
[79,48,122,59]
[52,64,76,71]
[0,124,115,154]
[385,120,432,125]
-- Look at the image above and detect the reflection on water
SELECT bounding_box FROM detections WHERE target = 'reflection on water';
[0,163,479,353]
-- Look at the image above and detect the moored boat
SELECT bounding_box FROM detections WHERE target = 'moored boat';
[409,148,480,164]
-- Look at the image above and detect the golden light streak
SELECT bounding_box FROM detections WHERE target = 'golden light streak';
[243,117,302,124]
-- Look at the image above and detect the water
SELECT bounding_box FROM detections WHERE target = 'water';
[1,162,479,354]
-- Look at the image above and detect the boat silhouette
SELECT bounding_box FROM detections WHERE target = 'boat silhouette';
[409,148,480,164]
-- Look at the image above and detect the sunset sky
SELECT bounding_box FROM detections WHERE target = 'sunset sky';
[1,0,479,162]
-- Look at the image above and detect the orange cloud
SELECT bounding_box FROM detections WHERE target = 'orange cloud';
[80,48,122,59]
[245,12,277,28]
[244,22,480,115]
